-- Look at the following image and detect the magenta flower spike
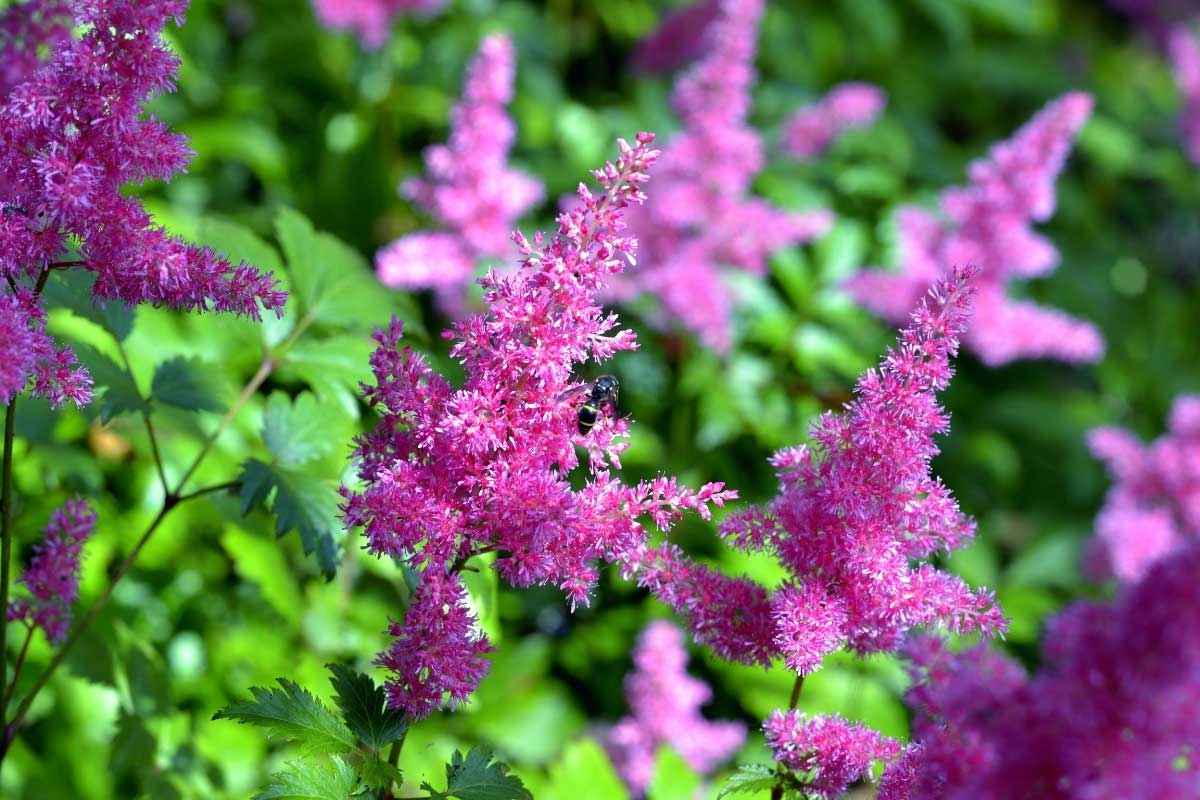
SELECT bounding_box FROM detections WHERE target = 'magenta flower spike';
[345,134,736,718]
[846,92,1100,366]
[1168,25,1200,165]
[0,0,285,406]
[6,498,96,644]
[765,710,901,800]
[376,33,543,313]
[310,0,447,48]
[603,621,746,795]
[784,82,888,161]
[618,0,833,352]
[1086,394,1200,583]
[626,270,1005,676]
[879,540,1200,799]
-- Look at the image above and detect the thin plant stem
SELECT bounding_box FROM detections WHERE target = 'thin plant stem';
[0,332,295,760]
[177,481,239,503]
[2,626,34,714]
[1,502,172,758]
[1,399,17,736]
[770,674,807,800]
[117,341,169,496]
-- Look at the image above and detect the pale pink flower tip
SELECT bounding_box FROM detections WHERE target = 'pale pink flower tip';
[310,0,447,48]
[846,92,1099,366]
[764,710,900,799]
[1085,393,1200,583]
[1168,25,1200,164]
[7,498,97,644]
[784,82,887,161]
[377,32,543,312]
[618,0,833,351]
[603,621,746,795]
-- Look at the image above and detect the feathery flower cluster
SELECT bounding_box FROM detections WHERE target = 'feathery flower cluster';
[879,540,1200,799]
[764,711,900,800]
[1086,394,1200,583]
[618,0,833,352]
[376,33,542,313]
[783,83,887,161]
[0,0,69,101]
[846,92,1100,366]
[1168,26,1200,165]
[627,270,1004,677]
[603,621,746,795]
[6,498,96,644]
[310,0,446,48]
[345,134,735,719]
[0,289,92,407]
[629,0,720,74]
[0,0,285,406]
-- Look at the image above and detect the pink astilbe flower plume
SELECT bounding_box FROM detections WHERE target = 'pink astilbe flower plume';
[376,33,543,313]
[0,0,285,407]
[1086,394,1200,583]
[784,82,888,161]
[6,498,96,644]
[0,289,91,408]
[618,0,833,352]
[624,269,1004,690]
[310,0,447,48]
[1168,25,1200,165]
[880,540,1200,800]
[603,621,746,796]
[345,133,735,719]
[629,0,721,74]
[765,710,900,799]
[846,92,1100,366]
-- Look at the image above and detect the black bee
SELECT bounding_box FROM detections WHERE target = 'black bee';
[577,374,620,435]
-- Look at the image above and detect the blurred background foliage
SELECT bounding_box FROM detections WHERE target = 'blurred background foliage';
[3,0,1199,797]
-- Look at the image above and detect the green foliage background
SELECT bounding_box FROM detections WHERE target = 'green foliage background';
[3,0,1199,797]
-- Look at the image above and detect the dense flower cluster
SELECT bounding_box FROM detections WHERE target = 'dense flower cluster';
[783,83,887,161]
[345,133,735,719]
[376,33,542,313]
[0,289,91,408]
[310,0,446,48]
[628,270,1004,677]
[1168,25,1200,165]
[603,621,745,795]
[765,710,900,799]
[6,498,96,644]
[846,92,1100,365]
[1086,394,1200,583]
[880,541,1200,799]
[0,0,69,100]
[0,0,285,406]
[617,0,833,352]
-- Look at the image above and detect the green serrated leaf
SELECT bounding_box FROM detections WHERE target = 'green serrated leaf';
[276,336,373,418]
[274,206,394,329]
[71,342,148,422]
[43,268,136,341]
[254,756,358,800]
[263,391,335,466]
[718,764,778,798]
[422,747,532,800]
[327,664,408,750]
[197,216,285,276]
[213,678,356,756]
[237,459,342,577]
[151,356,223,412]
[358,755,404,792]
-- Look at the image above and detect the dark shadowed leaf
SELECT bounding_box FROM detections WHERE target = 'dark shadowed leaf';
[151,357,223,412]
[327,663,408,751]
[422,747,532,800]
[238,459,342,577]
